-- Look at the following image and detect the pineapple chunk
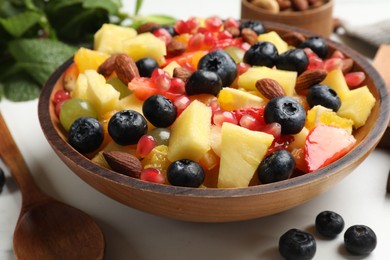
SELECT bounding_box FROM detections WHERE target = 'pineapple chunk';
[123,33,166,65]
[94,24,137,54]
[257,31,288,54]
[289,127,309,151]
[337,86,376,129]
[306,105,353,134]
[218,123,274,188]
[238,66,297,96]
[72,73,88,99]
[74,47,110,73]
[321,69,350,97]
[168,100,212,162]
[84,70,120,116]
[217,87,265,111]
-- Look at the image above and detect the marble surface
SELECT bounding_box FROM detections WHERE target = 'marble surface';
[1,1,390,259]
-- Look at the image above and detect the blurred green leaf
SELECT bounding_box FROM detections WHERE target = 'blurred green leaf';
[2,72,41,101]
[0,11,41,37]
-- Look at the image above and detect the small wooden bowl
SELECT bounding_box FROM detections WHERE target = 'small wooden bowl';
[38,22,389,223]
[241,0,334,37]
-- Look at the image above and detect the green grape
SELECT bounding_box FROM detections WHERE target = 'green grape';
[148,128,171,146]
[60,98,98,131]
[224,46,245,63]
[107,77,132,99]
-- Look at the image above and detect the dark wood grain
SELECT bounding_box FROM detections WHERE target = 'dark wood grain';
[38,22,390,222]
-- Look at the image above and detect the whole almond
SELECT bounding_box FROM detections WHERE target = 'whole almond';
[97,54,119,77]
[173,67,193,82]
[251,0,280,13]
[241,28,258,45]
[167,39,187,57]
[295,69,327,95]
[281,31,306,46]
[103,151,143,178]
[256,78,286,100]
[225,26,240,37]
[291,0,309,11]
[115,54,140,85]
[137,22,159,34]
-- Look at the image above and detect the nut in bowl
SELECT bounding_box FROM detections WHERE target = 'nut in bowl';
[241,0,334,37]
[38,17,389,222]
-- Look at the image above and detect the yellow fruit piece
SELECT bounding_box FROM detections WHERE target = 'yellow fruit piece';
[218,123,274,188]
[163,61,181,77]
[238,66,297,96]
[123,33,166,65]
[288,127,309,151]
[257,31,288,54]
[217,87,265,111]
[168,100,212,162]
[116,94,153,130]
[321,69,350,97]
[84,70,120,116]
[337,86,376,129]
[142,145,170,175]
[306,105,353,134]
[94,24,138,54]
[209,125,222,157]
[74,47,110,73]
[190,50,208,69]
[72,73,88,99]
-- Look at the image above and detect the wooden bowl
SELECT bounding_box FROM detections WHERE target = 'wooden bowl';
[241,0,334,37]
[38,22,389,223]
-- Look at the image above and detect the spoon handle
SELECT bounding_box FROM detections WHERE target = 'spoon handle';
[0,112,49,210]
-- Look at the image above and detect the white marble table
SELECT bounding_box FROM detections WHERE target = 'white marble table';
[1,1,390,259]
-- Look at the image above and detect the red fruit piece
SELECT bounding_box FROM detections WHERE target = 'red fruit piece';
[344,71,366,88]
[205,16,223,32]
[304,125,356,172]
[128,77,158,101]
[140,168,165,184]
[137,135,157,158]
[232,107,265,125]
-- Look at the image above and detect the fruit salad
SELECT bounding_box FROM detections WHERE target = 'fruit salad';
[53,16,376,188]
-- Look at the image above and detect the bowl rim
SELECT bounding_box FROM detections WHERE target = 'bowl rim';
[241,0,333,16]
[38,21,390,199]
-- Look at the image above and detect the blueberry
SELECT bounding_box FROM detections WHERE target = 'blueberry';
[108,110,148,145]
[243,41,278,68]
[167,159,205,188]
[143,94,177,128]
[198,50,237,87]
[68,117,104,154]
[298,36,328,59]
[344,225,377,255]
[279,229,316,260]
[185,70,223,96]
[306,84,341,111]
[0,168,5,193]
[258,150,295,184]
[136,57,159,78]
[315,211,345,238]
[264,96,306,135]
[276,49,309,74]
[239,20,265,35]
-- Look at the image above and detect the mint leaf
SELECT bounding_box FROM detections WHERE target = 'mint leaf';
[0,11,41,37]
[8,39,76,85]
[134,0,143,16]
[131,15,176,29]
[2,72,41,101]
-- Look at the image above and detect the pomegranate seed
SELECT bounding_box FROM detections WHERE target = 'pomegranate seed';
[224,17,240,29]
[239,114,262,131]
[324,58,343,72]
[53,89,70,104]
[303,48,318,58]
[188,33,205,51]
[151,68,171,91]
[217,30,233,40]
[174,95,191,114]
[203,31,217,47]
[152,28,172,44]
[237,62,250,75]
[54,99,66,118]
[260,122,282,139]
[213,110,238,127]
[169,78,185,94]
[136,135,157,158]
[175,20,188,35]
[331,50,345,59]
[209,99,221,114]
[307,56,324,70]
[205,16,223,32]
[344,71,366,88]
[267,135,295,155]
[186,17,199,34]
[140,168,165,184]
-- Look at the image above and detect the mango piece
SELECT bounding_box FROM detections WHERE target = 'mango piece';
[74,47,110,73]
[257,31,288,54]
[306,105,354,134]
[123,33,166,65]
[238,66,297,96]
[94,24,137,54]
[218,123,274,188]
[217,87,265,111]
[168,100,212,162]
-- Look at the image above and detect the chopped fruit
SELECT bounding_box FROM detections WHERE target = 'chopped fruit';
[305,125,356,172]
[337,86,376,129]
[213,110,238,127]
[74,47,110,73]
[91,141,137,168]
[218,123,274,188]
[257,31,288,54]
[217,87,265,111]
[344,72,366,88]
[94,24,137,54]
[238,66,297,96]
[140,168,166,184]
[127,77,158,101]
[142,145,170,176]
[168,100,212,162]
[306,105,353,134]
[136,135,157,158]
[209,125,222,157]
[72,73,88,99]
[163,61,181,77]
[199,149,220,170]
[321,69,349,97]
[63,63,79,92]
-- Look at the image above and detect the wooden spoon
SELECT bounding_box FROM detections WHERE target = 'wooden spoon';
[0,113,105,260]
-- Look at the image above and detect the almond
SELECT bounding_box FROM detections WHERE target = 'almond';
[241,28,258,45]
[115,54,140,85]
[256,78,286,100]
[103,151,143,178]
[281,31,306,47]
[137,22,159,34]
[167,39,187,57]
[295,69,327,95]
[291,0,309,11]
[225,26,240,37]
[173,67,193,82]
[97,54,119,77]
